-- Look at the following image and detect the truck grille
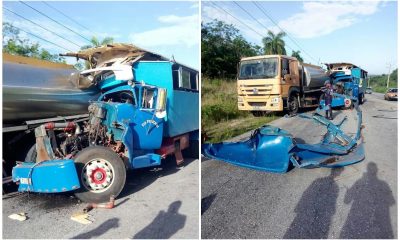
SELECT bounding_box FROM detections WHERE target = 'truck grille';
[239,84,273,96]
[248,102,267,107]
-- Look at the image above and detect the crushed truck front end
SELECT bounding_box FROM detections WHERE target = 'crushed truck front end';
[10,44,199,203]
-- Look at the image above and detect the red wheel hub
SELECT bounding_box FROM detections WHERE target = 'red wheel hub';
[90,167,107,184]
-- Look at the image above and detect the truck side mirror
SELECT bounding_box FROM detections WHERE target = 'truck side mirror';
[155,88,167,118]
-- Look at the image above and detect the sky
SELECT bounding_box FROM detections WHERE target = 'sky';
[202,0,398,75]
[3,1,200,69]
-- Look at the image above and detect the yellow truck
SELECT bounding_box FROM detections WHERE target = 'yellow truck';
[237,55,329,115]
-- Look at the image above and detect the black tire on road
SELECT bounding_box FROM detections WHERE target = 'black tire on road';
[288,94,299,115]
[74,146,126,203]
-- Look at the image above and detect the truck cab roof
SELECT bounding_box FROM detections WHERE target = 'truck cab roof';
[240,55,297,61]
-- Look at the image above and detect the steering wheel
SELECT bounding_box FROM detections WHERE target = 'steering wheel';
[119,91,134,103]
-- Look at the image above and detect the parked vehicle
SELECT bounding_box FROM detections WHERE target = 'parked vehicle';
[9,44,199,203]
[366,87,372,94]
[384,88,398,101]
[237,55,329,115]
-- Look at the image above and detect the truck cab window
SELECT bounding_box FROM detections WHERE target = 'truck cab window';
[281,58,289,75]
[141,88,156,109]
[103,90,135,105]
[172,64,198,91]
[179,68,191,89]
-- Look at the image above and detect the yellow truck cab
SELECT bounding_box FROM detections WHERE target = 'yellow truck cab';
[237,55,328,115]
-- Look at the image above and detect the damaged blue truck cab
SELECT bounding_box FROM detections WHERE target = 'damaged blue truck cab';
[12,44,199,203]
[320,63,368,109]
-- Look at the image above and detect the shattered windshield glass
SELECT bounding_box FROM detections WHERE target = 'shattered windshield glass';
[239,58,278,80]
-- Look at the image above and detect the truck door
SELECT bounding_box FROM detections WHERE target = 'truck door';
[289,60,299,86]
[131,86,166,150]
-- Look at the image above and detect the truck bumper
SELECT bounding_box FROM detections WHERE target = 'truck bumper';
[12,159,80,193]
[238,96,283,111]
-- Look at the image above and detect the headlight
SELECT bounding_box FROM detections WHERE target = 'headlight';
[271,97,280,103]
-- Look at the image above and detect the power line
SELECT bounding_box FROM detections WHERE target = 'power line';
[41,1,96,36]
[19,1,92,43]
[252,1,319,64]
[10,25,73,52]
[208,1,264,38]
[3,7,82,48]
[232,1,295,53]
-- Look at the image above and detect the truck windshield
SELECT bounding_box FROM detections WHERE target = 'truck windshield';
[239,58,278,80]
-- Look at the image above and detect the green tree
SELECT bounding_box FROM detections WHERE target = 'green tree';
[291,50,303,63]
[262,30,286,55]
[3,22,66,63]
[201,20,262,78]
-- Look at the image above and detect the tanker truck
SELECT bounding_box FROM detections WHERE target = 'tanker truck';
[237,55,329,115]
[3,53,100,177]
[6,44,199,203]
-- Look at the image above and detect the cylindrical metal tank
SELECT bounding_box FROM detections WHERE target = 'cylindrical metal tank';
[3,55,99,124]
[302,64,329,89]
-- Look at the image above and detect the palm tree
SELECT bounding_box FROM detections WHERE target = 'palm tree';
[81,36,114,50]
[291,50,304,63]
[80,36,114,69]
[262,30,286,55]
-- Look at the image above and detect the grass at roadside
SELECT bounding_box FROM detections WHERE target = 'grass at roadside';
[202,78,277,143]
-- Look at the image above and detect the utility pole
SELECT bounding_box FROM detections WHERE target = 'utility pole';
[386,62,392,89]
[368,76,370,88]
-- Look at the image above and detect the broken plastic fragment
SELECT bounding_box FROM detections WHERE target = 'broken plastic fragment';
[8,212,27,221]
[71,212,92,225]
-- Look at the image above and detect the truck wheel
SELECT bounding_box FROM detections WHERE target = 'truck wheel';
[288,95,299,115]
[74,146,126,203]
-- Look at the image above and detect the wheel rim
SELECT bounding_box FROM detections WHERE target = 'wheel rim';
[289,99,298,112]
[81,158,115,193]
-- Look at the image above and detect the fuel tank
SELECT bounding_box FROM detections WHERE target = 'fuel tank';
[302,64,329,89]
[3,54,99,124]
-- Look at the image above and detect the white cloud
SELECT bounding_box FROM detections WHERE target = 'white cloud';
[190,2,199,9]
[278,1,381,39]
[129,14,199,48]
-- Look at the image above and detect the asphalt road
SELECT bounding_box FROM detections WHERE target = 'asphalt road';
[3,157,199,239]
[201,92,397,239]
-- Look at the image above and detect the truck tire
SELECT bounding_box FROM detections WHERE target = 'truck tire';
[288,95,299,115]
[74,146,126,203]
